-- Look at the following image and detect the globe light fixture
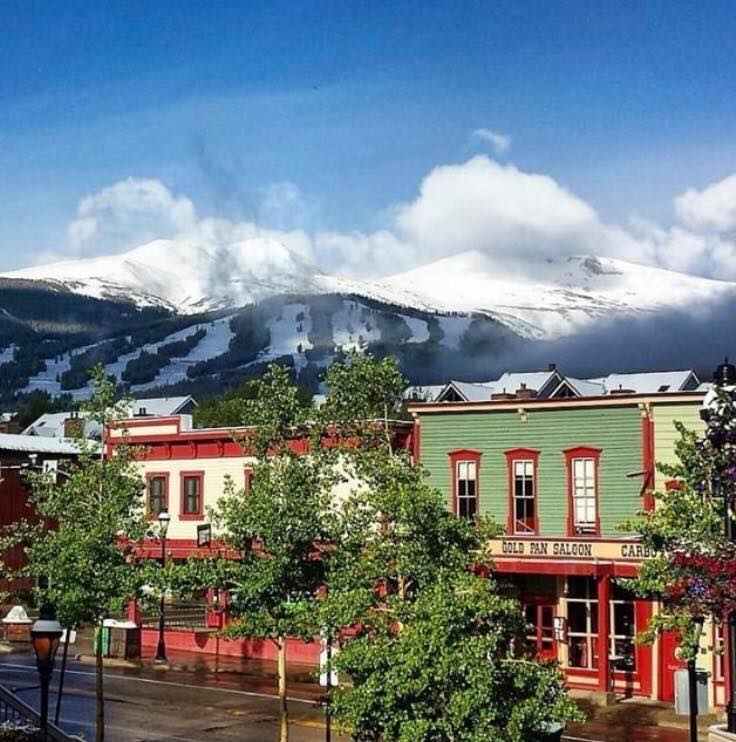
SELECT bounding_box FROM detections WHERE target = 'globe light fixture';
[31,614,63,731]
[154,509,171,663]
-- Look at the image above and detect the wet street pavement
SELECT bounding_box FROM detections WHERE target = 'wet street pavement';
[0,651,698,741]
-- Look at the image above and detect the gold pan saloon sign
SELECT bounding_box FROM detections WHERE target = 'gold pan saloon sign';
[489,537,653,562]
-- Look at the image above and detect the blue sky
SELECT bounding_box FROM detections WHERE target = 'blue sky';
[3,1,736,275]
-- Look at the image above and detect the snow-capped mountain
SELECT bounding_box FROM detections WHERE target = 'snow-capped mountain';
[5,238,736,340]
[378,251,736,338]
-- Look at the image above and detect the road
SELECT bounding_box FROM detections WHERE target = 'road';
[0,653,691,741]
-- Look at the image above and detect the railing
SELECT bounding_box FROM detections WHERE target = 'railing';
[140,602,209,630]
[0,682,78,741]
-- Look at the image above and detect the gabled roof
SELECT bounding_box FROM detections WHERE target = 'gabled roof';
[23,412,102,440]
[126,396,197,418]
[489,371,561,397]
[431,368,702,403]
[403,385,447,403]
[591,370,700,395]
[23,396,198,439]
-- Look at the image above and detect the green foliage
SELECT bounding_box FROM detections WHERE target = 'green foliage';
[320,352,406,435]
[621,394,733,659]
[193,376,312,429]
[316,354,581,740]
[331,572,581,742]
[0,365,149,628]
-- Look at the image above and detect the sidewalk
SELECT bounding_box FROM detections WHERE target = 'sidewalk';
[571,694,722,740]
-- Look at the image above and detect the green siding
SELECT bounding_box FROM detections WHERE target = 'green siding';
[652,401,703,492]
[419,405,642,537]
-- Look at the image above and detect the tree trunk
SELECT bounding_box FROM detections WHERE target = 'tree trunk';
[96,626,105,742]
[278,638,289,742]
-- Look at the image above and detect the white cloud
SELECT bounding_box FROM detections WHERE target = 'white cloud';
[52,157,736,285]
[675,174,736,234]
[67,177,197,255]
[471,128,511,155]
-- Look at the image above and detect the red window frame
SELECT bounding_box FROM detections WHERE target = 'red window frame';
[504,448,540,535]
[564,447,601,536]
[448,449,482,517]
[146,472,169,518]
[180,471,205,520]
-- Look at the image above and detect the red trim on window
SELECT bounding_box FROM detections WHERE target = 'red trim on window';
[642,415,655,511]
[504,448,540,535]
[244,467,253,492]
[145,472,169,518]
[448,449,482,516]
[179,471,204,520]
[564,447,602,537]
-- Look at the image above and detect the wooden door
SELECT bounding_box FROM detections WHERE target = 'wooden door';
[525,602,557,661]
[660,630,686,701]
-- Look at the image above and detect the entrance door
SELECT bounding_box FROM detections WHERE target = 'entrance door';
[525,602,557,661]
[660,631,687,702]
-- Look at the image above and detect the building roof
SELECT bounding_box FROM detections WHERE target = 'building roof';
[23,396,197,439]
[126,396,196,418]
[590,370,699,395]
[403,385,447,403]
[23,412,101,439]
[430,368,701,403]
[0,433,84,455]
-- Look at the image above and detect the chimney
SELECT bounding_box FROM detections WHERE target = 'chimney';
[609,384,636,395]
[63,412,84,439]
[515,382,538,400]
[548,362,557,372]
[491,386,515,401]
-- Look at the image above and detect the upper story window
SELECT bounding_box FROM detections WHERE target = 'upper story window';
[147,474,168,516]
[448,450,482,518]
[180,472,204,518]
[564,447,601,536]
[505,449,539,535]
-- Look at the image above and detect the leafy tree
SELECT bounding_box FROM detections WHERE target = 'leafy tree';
[622,389,731,672]
[318,356,582,741]
[0,365,148,742]
[189,364,334,742]
[331,572,580,742]
[193,377,311,428]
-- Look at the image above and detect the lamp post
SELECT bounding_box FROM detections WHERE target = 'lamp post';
[154,509,171,664]
[706,358,736,732]
[31,612,63,733]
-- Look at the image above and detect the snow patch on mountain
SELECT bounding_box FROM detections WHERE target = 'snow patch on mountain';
[130,315,237,391]
[332,300,381,352]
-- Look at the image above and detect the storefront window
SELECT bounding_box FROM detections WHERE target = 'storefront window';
[565,578,637,672]
[610,585,636,671]
[567,577,598,669]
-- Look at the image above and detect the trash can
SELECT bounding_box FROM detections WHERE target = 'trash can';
[1,605,32,643]
[94,625,111,656]
[104,619,141,660]
[674,668,709,715]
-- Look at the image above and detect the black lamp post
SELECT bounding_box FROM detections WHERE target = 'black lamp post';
[706,357,736,733]
[154,509,171,664]
[31,613,63,733]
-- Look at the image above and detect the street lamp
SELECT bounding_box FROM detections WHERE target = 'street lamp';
[31,613,63,732]
[703,357,736,733]
[154,509,171,664]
